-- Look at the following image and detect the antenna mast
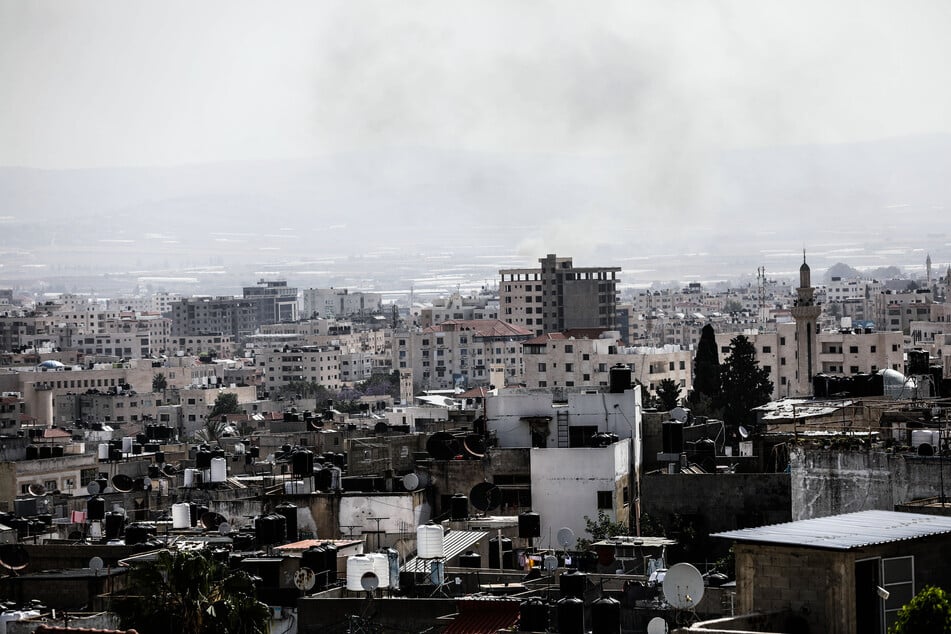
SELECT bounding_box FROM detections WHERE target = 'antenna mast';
[757,266,766,327]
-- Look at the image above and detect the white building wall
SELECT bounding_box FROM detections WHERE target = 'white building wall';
[530,441,630,545]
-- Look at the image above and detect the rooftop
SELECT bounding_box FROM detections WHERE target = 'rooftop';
[713,510,951,550]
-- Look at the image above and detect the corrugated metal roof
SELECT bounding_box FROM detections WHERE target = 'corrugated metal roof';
[713,510,951,550]
[401,529,488,572]
[441,597,521,634]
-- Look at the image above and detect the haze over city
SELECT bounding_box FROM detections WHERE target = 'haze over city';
[2,1,951,294]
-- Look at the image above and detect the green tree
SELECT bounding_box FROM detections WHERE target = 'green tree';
[152,373,168,392]
[576,510,627,550]
[889,585,951,634]
[722,298,743,314]
[209,393,242,420]
[115,550,269,634]
[691,324,721,400]
[717,335,773,426]
[655,378,682,411]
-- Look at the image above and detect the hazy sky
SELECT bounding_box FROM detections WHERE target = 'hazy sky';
[3,0,950,170]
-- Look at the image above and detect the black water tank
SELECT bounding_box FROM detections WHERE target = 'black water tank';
[190,504,208,528]
[255,513,286,546]
[87,496,106,521]
[196,449,212,469]
[155,451,165,464]
[104,511,124,539]
[25,445,38,460]
[314,468,332,491]
[249,445,260,458]
[136,433,147,445]
[292,449,314,477]
[274,502,298,542]
[322,542,338,584]
[560,569,587,598]
[908,349,929,375]
[591,596,621,634]
[609,364,632,394]
[39,446,52,459]
[518,511,541,539]
[459,551,481,569]
[519,598,549,632]
[125,523,151,545]
[301,545,325,578]
[450,494,469,521]
[488,536,513,569]
[557,596,585,634]
[662,422,684,453]
[51,445,64,458]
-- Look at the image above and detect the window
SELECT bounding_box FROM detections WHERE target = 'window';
[538,363,546,372]
[849,346,859,353]
[597,490,613,509]
[565,363,573,372]
[582,353,590,360]
[780,337,786,345]
[762,346,771,353]
[871,345,877,353]
[780,357,786,365]
[883,556,915,629]
[564,344,573,353]
[892,344,899,352]
[850,366,860,373]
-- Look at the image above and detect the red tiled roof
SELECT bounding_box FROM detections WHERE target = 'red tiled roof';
[457,386,488,399]
[43,427,72,438]
[441,598,521,634]
[523,329,614,345]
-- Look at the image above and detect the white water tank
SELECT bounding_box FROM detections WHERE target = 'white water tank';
[912,429,935,448]
[172,503,191,529]
[368,552,390,588]
[98,443,109,460]
[416,524,444,559]
[210,457,227,483]
[346,555,376,591]
[183,468,200,488]
[122,436,134,453]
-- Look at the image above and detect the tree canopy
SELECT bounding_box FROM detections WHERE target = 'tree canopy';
[692,324,721,400]
[151,373,167,392]
[115,550,269,634]
[717,334,773,426]
[889,585,951,634]
[655,378,682,411]
[209,393,242,420]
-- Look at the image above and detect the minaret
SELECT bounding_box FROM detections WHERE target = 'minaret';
[791,251,821,396]
[927,253,933,288]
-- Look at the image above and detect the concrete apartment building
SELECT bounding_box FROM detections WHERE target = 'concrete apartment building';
[242,279,299,325]
[499,253,621,336]
[417,292,498,328]
[394,319,533,390]
[520,331,694,397]
[68,314,171,359]
[255,346,343,393]
[169,296,258,340]
[300,288,382,319]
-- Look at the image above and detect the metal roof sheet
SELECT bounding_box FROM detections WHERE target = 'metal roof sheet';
[713,510,951,550]
[402,529,488,572]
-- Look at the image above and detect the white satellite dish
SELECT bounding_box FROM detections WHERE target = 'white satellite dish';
[402,472,420,491]
[360,571,380,592]
[294,567,316,591]
[662,562,705,610]
[86,481,100,496]
[670,407,688,423]
[647,616,669,634]
[88,556,104,572]
[738,425,749,439]
[556,527,575,549]
[218,522,232,535]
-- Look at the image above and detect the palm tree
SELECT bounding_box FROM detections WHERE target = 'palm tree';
[115,550,269,634]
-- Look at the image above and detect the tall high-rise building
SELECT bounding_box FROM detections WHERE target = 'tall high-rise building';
[499,254,620,336]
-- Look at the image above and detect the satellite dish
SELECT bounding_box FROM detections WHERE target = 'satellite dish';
[556,527,576,549]
[462,434,486,459]
[218,522,232,535]
[662,562,705,610]
[27,483,46,497]
[360,571,380,592]
[142,476,152,490]
[402,472,420,491]
[0,545,30,571]
[294,567,316,591]
[918,442,935,457]
[234,442,245,455]
[542,555,558,572]
[111,474,134,493]
[670,407,688,423]
[162,464,177,476]
[200,511,227,531]
[88,556,104,572]
[469,482,501,512]
[647,616,669,634]
[426,432,460,460]
[86,481,100,496]
[738,425,749,439]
